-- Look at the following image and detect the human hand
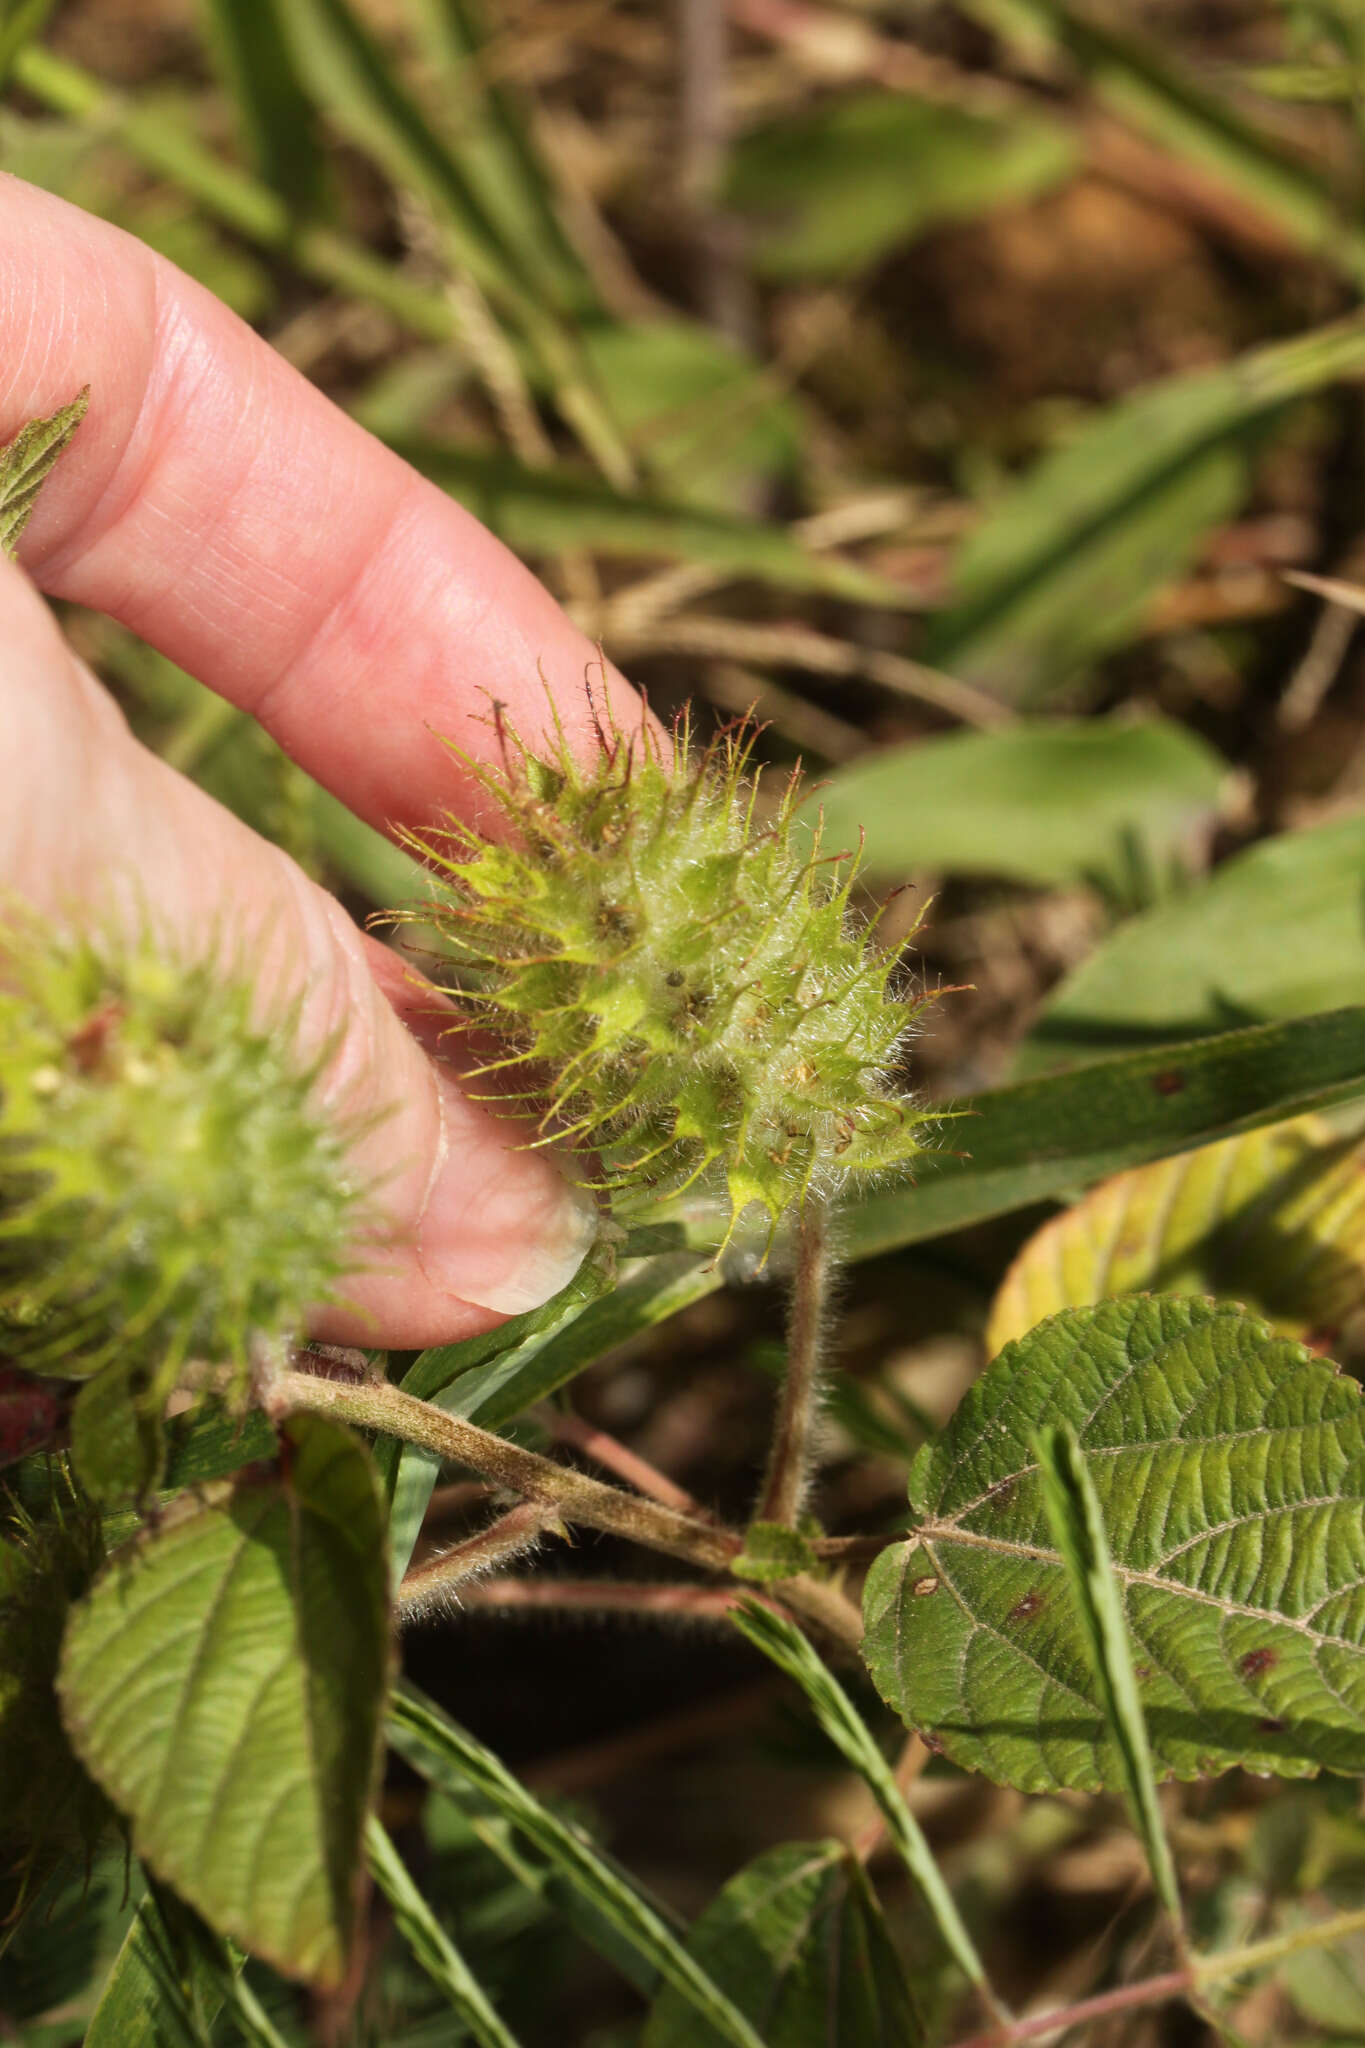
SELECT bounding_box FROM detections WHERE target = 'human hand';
[0,175,643,1348]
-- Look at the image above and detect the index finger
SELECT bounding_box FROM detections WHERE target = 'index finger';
[0,176,641,836]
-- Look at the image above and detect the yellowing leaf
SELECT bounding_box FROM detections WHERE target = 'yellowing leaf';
[987,1115,1365,1356]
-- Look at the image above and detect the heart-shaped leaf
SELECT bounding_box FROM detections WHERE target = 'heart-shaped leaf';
[58,1414,391,1987]
[863,1296,1365,1792]
[987,1115,1365,1356]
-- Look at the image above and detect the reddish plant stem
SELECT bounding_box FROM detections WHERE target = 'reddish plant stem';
[944,1971,1191,2048]
[449,1575,784,1621]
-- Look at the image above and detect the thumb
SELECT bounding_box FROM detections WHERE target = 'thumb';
[0,559,597,1348]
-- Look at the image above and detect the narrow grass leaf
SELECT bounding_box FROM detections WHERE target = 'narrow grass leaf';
[864,1296,1365,1791]
[928,312,1365,695]
[197,0,329,218]
[408,0,594,317]
[59,1417,392,1988]
[1034,1422,1183,1922]
[846,1007,1365,1261]
[388,1682,766,2048]
[388,435,908,600]
[728,1601,995,2006]
[366,1817,520,2048]
[962,0,1365,285]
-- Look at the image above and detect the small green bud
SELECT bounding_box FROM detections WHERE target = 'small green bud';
[411,707,931,1249]
[0,929,367,1383]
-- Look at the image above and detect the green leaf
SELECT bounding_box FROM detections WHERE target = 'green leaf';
[729,1603,993,2004]
[846,1008,1365,1261]
[813,716,1226,890]
[641,1840,922,2048]
[1034,1422,1182,1919]
[366,1817,520,2048]
[579,322,800,512]
[58,1415,392,1988]
[1020,815,1365,1072]
[83,1893,217,2048]
[85,1884,290,2048]
[927,313,1365,696]
[387,436,908,602]
[986,1114,1365,1355]
[863,1295,1365,1792]
[0,389,88,557]
[69,1358,165,1507]
[388,1682,767,2048]
[727,91,1076,279]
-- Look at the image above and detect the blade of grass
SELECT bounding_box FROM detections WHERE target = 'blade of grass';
[389,1683,767,2048]
[0,0,55,88]
[1034,1423,1184,1928]
[197,0,330,219]
[390,435,906,598]
[728,1600,1004,2019]
[846,1007,1365,1261]
[11,45,458,341]
[407,0,595,317]
[366,1817,521,2048]
[274,0,631,484]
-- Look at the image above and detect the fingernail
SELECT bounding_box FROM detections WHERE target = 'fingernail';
[417,1076,599,1314]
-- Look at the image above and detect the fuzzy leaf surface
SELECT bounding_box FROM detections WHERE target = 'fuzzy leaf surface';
[863,1296,1365,1792]
[988,1115,1365,1355]
[58,1415,391,1987]
[0,389,87,556]
[641,1840,921,2048]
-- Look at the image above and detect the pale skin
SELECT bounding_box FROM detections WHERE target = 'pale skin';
[0,175,648,1348]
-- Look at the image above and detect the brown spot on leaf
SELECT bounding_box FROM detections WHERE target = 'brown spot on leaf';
[1240,1647,1278,1679]
[1152,1069,1185,1097]
[921,1730,946,1756]
[1134,1664,1154,1683]
[1008,1590,1045,1623]
[912,1575,939,1597]
[1258,1718,1286,1734]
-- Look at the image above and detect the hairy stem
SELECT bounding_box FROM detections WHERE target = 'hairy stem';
[760,1195,833,1525]
[545,1408,712,1519]
[397,1504,563,1622]
[268,1363,863,1649]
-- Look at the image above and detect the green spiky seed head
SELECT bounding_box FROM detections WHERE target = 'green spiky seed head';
[412,707,931,1246]
[0,930,367,1380]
